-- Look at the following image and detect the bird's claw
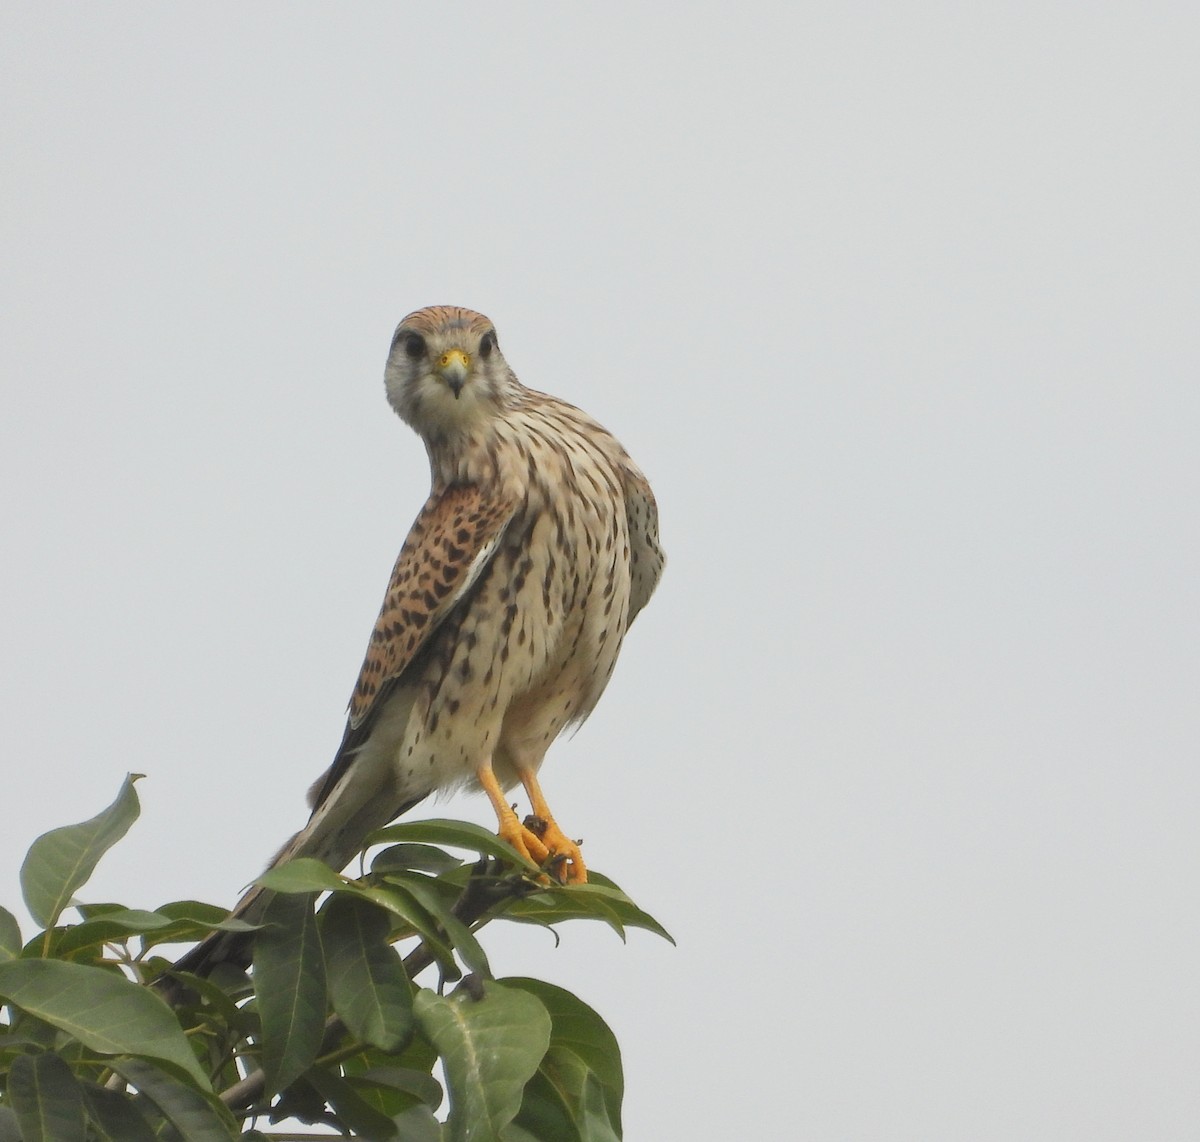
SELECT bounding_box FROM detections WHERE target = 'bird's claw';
[523,814,586,885]
[499,814,586,884]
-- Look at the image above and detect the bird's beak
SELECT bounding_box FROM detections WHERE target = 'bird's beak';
[437,349,470,398]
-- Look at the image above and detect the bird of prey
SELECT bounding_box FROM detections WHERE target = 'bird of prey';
[175,305,663,975]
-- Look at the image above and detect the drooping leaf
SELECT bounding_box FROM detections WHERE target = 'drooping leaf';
[504,1127,541,1142]
[342,1066,444,1118]
[352,882,460,980]
[196,968,259,1019]
[157,969,250,1033]
[76,907,170,928]
[139,900,262,952]
[518,1052,620,1142]
[305,1066,400,1139]
[577,1072,622,1142]
[256,857,349,895]
[36,1037,107,1087]
[20,774,143,927]
[371,843,465,876]
[265,1074,327,1129]
[106,1057,237,1141]
[340,1036,441,1112]
[370,818,539,872]
[504,873,674,944]
[2,1012,58,1051]
[511,1066,578,1142]
[390,1103,444,1142]
[507,977,624,1141]
[386,872,490,977]
[0,906,21,961]
[0,959,208,1088]
[71,902,134,920]
[415,979,551,1142]
[254,891,327,1096]
[504,979,622,1108]
[584,872,674,941]
[154,900,249,924]
[50,909,176,957]
[79,1083,159,1142]
[259,858,462,979]
[7,1051,87,1142]
[320,894,414,1051]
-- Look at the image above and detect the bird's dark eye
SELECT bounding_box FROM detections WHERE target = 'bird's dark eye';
[479,330,497,359]
[402,332,426,359]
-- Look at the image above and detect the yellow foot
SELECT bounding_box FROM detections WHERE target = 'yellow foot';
[523,814,587,885]
[496,813,586,884]
[476,761,587,884]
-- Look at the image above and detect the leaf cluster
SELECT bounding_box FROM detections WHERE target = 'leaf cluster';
[0,776,671,1140]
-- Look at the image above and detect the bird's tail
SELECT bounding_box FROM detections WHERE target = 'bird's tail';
[165,885,268,983]
[162,781,427,997]
[162,817,322,990]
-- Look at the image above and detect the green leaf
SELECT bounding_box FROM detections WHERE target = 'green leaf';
[415,979,551,1142]
[0,1108,21,1142]
[155,900,246,924]
[106,1057,237,1141]
[340,1037,441,1117]
[254,891,327,1096]
[139,900,260,952]
[7,1051,87,1142]
[320,894,414,1051]
[50,909,175,957]
[577,1073,622,1142]
[256,857,349,894]
[509,1066,578,1142]
[504,1127,541,1142]
[157,969,250,1033]
[19,773,143,928]
[0,959,209,1088]
[504,873,674,944]
[372,843,465,876]
[266,1074,327,1129]
[343,1066,443,1117]
[31,1038,106,1086]
[586,871,674,941]
[260,859,463,979]
[386,872,491,977]
[79,1083,159,1142]
[71,902,133,920]
[352,883,460,981]
[0,906,21,961]
[507,978,624,1141]
[77,907,169,928]
[370,818,540,871]
[305,1066,400,1139]
[503,979,622,1103]
[1,1013,58,1051]
[390,1103,444,1142]
[522,1052,619,1142]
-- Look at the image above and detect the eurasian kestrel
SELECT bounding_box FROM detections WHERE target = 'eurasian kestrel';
[177,305,663,973]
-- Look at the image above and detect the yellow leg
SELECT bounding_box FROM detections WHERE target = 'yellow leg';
[475,761,552,869]
[474,761,586,884]
[517,768,586,885]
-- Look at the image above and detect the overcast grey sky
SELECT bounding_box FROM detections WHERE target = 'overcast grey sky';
[2,4,1198,1138]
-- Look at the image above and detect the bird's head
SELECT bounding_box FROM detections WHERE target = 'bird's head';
[385,306,516,439]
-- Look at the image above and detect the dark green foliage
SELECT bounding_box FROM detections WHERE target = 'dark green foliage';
[0,777,670,1139]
